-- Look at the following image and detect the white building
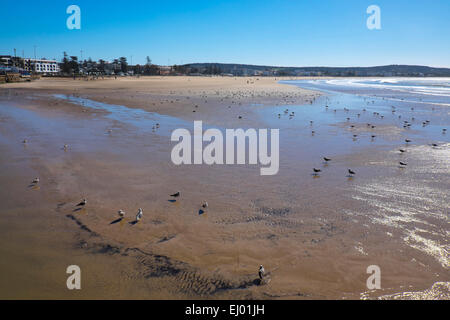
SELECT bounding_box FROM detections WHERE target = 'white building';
[25,59,60,74]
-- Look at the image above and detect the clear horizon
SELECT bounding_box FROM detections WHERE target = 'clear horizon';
[1,0,449,68]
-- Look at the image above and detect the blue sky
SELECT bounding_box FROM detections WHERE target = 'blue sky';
[1,0,449,67]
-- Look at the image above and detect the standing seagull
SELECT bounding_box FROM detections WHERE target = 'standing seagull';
[323,157,331,162]
[348,169,355,176]
[313,168,321,175]
[118,210,125,218]
[31,177,40,184]
[258,265,265,280]
[76,199,87,207]
[170,191,180,198]
[202,201,208,209]
[136,208,143,221]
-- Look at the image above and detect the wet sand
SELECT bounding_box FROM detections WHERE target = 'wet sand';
[0,76,448,299]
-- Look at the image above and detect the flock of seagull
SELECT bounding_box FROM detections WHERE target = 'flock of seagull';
[23,188,208,225]
[25,97,446,217]
[276,100,446,179]
[22,85,447,283]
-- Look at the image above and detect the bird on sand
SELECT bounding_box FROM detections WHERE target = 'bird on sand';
[259,265,265,280]
[31,177,39,184]
[76,199,87,206]
[23,139,27,143]
[323,157,331,162]
[399,149,406,153]
[432,143,438,147]
[313,168,321,175]
[202,201,208,209]
[405,139,412,143]
[348,169,355,176]
[118,210,125,218]
[170,191,180,197]
[399,162,407,167]
[136,208,143,221]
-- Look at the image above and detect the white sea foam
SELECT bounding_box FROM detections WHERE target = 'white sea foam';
[323,78,450,99]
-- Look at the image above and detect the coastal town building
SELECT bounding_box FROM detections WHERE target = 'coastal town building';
[24,59,60,74]
[0,55,13,67]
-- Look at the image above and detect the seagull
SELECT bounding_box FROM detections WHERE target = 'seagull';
[313,168,321,175]
[63,144,68,150]
[405,139,411,143]
[399,162,407,166]
[258,265,265,280]
[202,201,208,209]
[323,157,331,162]
[76,199,87,207]
[348,169,355,176]
[118,210,125,218]
[399,149,406,153]
[432,143,438,147]
[170,191,180,197]
[23,139,27,143]
[136,208,143,221]
[31,177,39,184]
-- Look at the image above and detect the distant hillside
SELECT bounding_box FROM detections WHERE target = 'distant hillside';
[178,63,450,77]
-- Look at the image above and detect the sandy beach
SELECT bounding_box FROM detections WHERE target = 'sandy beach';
[0,76,448,299]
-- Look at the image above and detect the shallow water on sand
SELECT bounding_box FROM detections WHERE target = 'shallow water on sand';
[0,79,448,299]
[53,94,191,137]
[278,79,449,298]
